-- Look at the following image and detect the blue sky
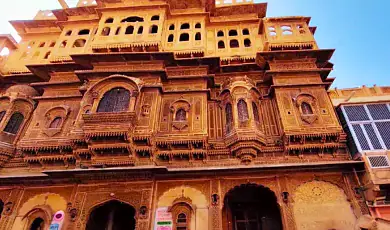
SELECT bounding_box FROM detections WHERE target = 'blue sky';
[0,0,388,88]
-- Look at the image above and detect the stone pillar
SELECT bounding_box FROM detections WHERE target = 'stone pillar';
[279,176,297,230]
[209,179,222,230]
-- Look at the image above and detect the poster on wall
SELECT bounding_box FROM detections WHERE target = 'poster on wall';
[154,207,173,230]
[49,210,65,230]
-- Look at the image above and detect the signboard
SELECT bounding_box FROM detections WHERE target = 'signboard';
[154,207,173,230]
[49,210,65,230]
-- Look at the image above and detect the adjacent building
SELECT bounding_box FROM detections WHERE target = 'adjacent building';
[0,0,371,229]
[330,86,390,223]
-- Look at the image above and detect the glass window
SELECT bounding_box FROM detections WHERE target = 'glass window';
[237,99,249,121]
[175,109,186,121]
[97,88,131,113]
[252,102,259,122]
[4,112,24,134]
[49,117,63,129]
[301,102,313,115]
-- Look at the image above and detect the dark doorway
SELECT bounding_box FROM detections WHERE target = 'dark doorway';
[30,217,44,230]
[86,200,136,230]
[223,184,282,230]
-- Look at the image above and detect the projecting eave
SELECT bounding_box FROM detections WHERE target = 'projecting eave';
[263,16,311,24]
[256,49,335,68]
[71,52,175,68]
[1,73,46,83]
[210,3,267,18]
[9,20,60,35]
[264,68,333,82]
[96,3,168,16]
[26,62,88,81]
[52,6,98,21]
[0,34,18,50]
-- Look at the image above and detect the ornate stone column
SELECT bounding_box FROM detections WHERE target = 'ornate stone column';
[279,176,297,230]
[209,179,222,230]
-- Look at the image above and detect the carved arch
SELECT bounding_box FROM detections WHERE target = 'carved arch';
[14,193,67,230]
[294,93,318,124]
[293,180,356,230]
[81,75,144,114]
[157,186,208,208]
[42,105,71,136]
[170,99,191,131]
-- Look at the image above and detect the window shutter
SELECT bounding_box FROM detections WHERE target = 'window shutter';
[367,155,390,168]
[375,121,390,149]
[352,124,370,150]
[367,104,390,120]
[344,105,369,121]
[363,124,383,149]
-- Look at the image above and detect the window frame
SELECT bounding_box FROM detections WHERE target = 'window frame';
[341,103,390,153]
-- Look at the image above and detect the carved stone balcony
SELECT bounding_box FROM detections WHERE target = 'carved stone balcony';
[82,111,136,139]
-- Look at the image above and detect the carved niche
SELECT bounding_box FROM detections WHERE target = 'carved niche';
[293,93,318,124]
[42,106,70,137]
[170,99,191,131]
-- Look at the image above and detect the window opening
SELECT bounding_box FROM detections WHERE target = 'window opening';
[180,23,190,30]
[229,30,238,36]
[195,32,201,41]
[179,33,189,41]
[230,39,239,48]
[4,112,24,134]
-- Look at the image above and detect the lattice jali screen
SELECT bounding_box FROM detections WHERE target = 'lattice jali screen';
[367,155,390,168]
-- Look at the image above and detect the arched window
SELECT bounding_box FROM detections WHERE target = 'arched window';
[121,16,144,23]
[4,112,24,134]
[30,217,44,230]
[105,18,114,23]
[169,24,175,30]
[60,40,67,48]
[237,99,249,122]
[137,26,143,34]
[175,109,186,121]
[195,32,201,41]
[195,23,201,28]
[176,213,188,229]
[115,27,121,35]
[218,41,225,49]
[252,102,260,122]
[101,27,110,36]
[38,42,45,48]
[72,39,86,48]
[125,26,134,34]
[65,30,72,36]
[179,33,189,41]
[225,103,233,133]
[228,30,238,36]
[44,51,51,59]
[151,15,159,21]
[242,28,249,35]
[0,111,5,123]
[168,34,174,42]
[301,102,313,115]
[97,87,131,113]
[150,25,158,34]
[49,117,63,128]
[49,41,56,47]
[180,23,190,30]
[244,38,251,47]
[230,39,239,48]
[217,30,224,37]
[78,29,90,35]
